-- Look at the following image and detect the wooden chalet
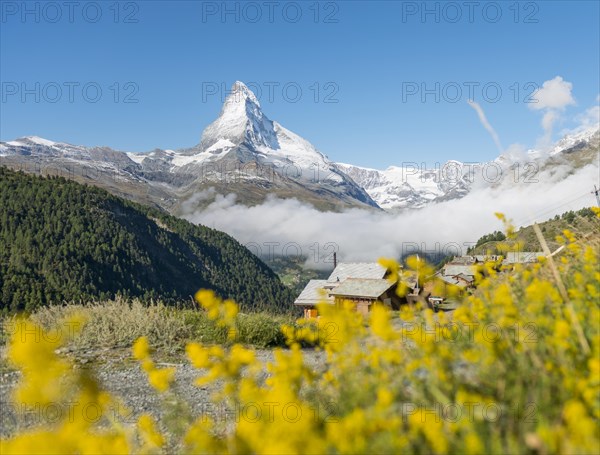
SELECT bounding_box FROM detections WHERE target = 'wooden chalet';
[330,278,401,315]
[294,262,406,318]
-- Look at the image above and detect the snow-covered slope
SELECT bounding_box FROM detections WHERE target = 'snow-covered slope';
[337,161,478,210]
[550,127,599,155]
[0,136,139,171]
[200,81,279,151]
[338,126,599,210]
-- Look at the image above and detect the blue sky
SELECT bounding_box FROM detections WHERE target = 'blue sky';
[1,0,599,168]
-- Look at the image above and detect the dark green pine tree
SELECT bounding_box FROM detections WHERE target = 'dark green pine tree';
[0,167,293,314]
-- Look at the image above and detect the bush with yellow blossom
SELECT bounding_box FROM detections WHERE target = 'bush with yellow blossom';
[2,210,599,454]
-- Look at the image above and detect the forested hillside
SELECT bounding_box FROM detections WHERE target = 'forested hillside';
[0,167,293,313]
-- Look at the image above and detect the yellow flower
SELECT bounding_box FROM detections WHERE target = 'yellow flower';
[132,336,150,360]
[186,342,210,368]
[3,224,600,454]
[137,414,164,448]
[464,432,484,454]
[148,367,175,393]
[370,305,398,341]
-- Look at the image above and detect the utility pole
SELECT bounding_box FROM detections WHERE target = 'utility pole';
[414,254,420,295]
[593,185,600,207]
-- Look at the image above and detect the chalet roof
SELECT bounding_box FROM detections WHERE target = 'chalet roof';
[403,275,419,288]
[503,252,544,264]
[293,280,333,306]
[330,278,394,299]
[450,256,476,265]
[443,264,475,277]
[473,255,498,262]
[450,255,498,265]
[454,273,475,282]
[326,262,387,285]
[438,274,459,285]
[437,274,470,288]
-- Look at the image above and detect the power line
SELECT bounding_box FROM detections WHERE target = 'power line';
[515,194,588,227]
[513,190,593,227]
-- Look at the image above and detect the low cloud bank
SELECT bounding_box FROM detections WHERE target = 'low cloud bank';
[184,161,598,270]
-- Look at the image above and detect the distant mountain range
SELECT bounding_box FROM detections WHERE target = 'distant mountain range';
[339,127,599,210]
[1,81,598,213]
[0,82,377,213]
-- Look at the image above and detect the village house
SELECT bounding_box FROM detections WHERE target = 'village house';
[330,278,398,316]
[502,252,544,265]
[296,252,547,318]
[436,252,541,289]
[427,252,545,310]
[436,261,478,289]
[294,262,404,318]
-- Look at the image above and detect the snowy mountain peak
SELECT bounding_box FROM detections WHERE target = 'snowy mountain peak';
[23,136,57,146]
[550,125,599,155]
[224,81,261,108]
[200,81,278,151]
[4,136,58,148]
[0,78,379,210]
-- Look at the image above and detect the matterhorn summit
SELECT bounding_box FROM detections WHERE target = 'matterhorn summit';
[200,81,279,151]
[172,81,378,209]
[194,81,360,190]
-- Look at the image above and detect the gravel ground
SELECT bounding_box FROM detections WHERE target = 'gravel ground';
[0,346,328,441]
[0,315,454,444]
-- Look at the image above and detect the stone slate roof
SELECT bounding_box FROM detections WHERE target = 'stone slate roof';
[295,262,391,307]
[443,264,475,277]
[326,263,387,285]
[454,273,475,282]
[293,280,332,306]
[329,278,394,299]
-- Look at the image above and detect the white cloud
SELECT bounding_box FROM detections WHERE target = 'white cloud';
[574,104,600,131]
[556,98,600,138]
[183,162,598,270]
[542,110,559,131]
[530,76,576,111]
[499,143,529,163]
[529,76,577,150]
[467,99,503,153]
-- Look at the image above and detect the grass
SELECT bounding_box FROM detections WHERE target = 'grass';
[0,298,296,353]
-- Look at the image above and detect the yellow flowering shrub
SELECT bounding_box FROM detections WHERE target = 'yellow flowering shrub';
[2,212,600,454]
